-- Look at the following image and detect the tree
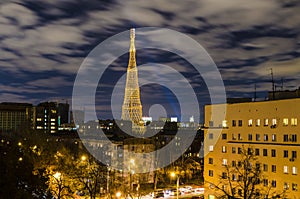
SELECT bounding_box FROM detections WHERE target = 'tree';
[207,146,286,199]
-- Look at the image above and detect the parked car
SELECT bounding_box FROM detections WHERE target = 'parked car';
[169,188,181,196]
[153,189,164,198]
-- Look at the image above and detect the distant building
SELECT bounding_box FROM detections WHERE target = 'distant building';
[57,102,69,125]
[70,110,85,126]
[0,102,33,132]
[34,102,58,133]
[204,98,300,199]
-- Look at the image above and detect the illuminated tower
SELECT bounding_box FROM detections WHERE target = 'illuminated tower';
[121,28,145,134]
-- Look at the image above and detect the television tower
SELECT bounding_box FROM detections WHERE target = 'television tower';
[121,28,145,134]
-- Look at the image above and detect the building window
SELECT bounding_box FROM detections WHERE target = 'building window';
[284,150,288,158]
[264,119,268,126]
[255,148,259,156]
[209,145,214,152]
[222,120,228,128]
[283,118,288,126]
[209,170,213,177]
[272,165,276,173]
[232,160,236,167]
[222,146,227,153]
[292,183,298,191]
[271,149,276,157]
[264,134,268,141]
[291,118,297,126]
[248,119,253,126]
[222,172,227,179]
[232,133,237,140]
[292,167,297,175]
[292,151,297,159]
[272,118,277,126]
[222,159,228,166]
[263,149,268,156]
[208,158,213,164]
[263,164,268,171]
[263,179,268,186]
[238,120,242,126]
[209,133,213,139]
[284,166,288,174]
[271,180,276,187]
[238,133,242,140]
[209,120,214,127]
[283,134,289,142]
[232,147,236,154]
[284,182,289,190]
[232,174,237,181]
[256,119,260,126]
[291,134,297,142]
[256,134,260,141]
[248,134,252,141]
[232,120,236,127]
[272,134,276,141]
[238,147,242,154]
[222,133,227,140]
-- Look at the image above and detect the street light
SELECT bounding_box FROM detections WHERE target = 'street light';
[170,172,180,199]
[116,191,121,198]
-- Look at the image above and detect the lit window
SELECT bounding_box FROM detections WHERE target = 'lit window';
[37,126,43,129]
[292,167,297,175]
[256,119,260,126]
[284,182,289,190]
[209,145,214,152]
[248,119,253,126]
[292,183,298,191]
[37,118,42,121]
[264,119,268,126]
[222,159,228,166]
[291,118,297,126]
[222,120,228,128]
[50,118,56,121]
[238,134,242,140]
[264,134,268,141]
[283,118,288,126]
[232,133,236,140]
[222,146,227,153]
[209,170,213,177]
[284,166,288,174]
[51,126,55,129]
[272,134,276,141]
[272,118,277,126]
[232,174,237,181]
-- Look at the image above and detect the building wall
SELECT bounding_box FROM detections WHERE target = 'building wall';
[0,103,32,132]
[204,98,300,198]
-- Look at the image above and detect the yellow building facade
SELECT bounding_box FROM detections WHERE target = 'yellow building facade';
[204,98,300,199]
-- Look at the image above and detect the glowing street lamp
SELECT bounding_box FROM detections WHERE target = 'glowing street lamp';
[53,172,61,180]
[81,155,87,161]
[170,172,180,199]
[116,191,121,198]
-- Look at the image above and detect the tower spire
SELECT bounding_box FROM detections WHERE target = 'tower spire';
[122,28,145,134]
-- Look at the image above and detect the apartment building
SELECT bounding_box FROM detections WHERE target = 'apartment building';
[204,98,300,199]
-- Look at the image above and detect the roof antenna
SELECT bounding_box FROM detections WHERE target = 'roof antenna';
[270,68,275,100]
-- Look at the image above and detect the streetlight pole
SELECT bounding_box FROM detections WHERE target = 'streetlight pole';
[171,172,180,199]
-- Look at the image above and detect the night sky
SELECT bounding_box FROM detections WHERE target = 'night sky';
[0,0,300,122]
